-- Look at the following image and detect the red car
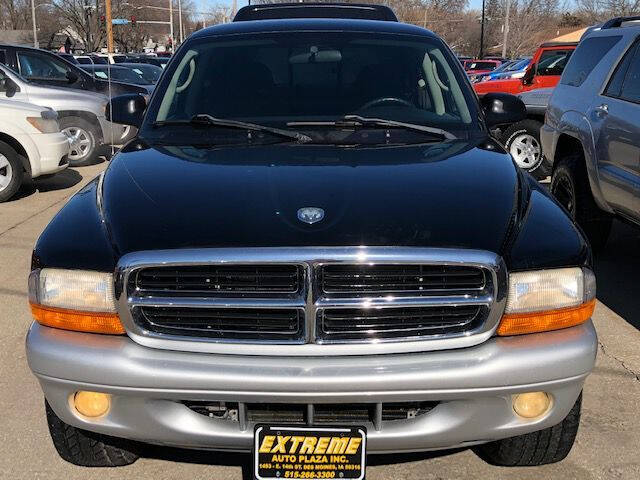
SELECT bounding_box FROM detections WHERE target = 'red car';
[474,42,577,96]
[464,59,502,75]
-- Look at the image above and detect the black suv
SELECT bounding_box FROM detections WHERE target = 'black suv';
[0,44,148,96]
[27,3,598,477]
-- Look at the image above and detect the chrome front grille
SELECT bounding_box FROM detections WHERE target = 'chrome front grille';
[116,247,506,356]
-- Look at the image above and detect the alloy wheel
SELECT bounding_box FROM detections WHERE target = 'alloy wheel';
[0,153,13,193]
[62,126,93,162]
[509,133,542,170]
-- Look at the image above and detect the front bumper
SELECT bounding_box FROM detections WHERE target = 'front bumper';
[18,132,70,178]
[27,321,597,454]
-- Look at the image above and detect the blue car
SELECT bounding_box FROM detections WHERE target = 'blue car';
[481,58,531,82]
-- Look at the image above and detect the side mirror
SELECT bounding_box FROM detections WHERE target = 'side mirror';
[0,77,18,97]
[480,92,526,128]
[105,94,147,128]
[66,70,79,84]
[521,64,535,85]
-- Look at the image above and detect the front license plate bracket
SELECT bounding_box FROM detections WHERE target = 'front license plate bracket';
[254,425,366,480]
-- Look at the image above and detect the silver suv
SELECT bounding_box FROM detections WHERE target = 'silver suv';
[542,16,640,251]
[0,64,135,165]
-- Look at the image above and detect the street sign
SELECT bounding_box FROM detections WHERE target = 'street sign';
[112,18,129,25]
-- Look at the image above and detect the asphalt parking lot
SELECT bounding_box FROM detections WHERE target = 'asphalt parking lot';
[1,162,639,480]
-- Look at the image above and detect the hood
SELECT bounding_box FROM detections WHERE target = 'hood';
[474,77,522,95]
[24,83,108,112]
[518,87,554,107]
[0,98,45,114]
[101,139,520,256]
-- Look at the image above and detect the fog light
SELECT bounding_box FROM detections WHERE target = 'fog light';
[73,391,111,418]
[513,392,550,419]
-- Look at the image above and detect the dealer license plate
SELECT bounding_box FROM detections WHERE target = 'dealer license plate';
[254,425,366,480]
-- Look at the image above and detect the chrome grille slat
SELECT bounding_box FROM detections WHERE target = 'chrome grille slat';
[134,264,302,295]
[319,306,482,339]
[320,264,486,295]
[116,247,506,355]
[136,307,304,340]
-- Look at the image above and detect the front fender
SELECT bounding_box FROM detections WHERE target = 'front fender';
[557,110,612,213]
[32,174,117,272]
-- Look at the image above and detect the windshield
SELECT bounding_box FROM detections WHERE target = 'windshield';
[507,59,530,71]
[147,32,477,138]
[130,64,162,83]
[466,61,497,71]
[93,66,148,84]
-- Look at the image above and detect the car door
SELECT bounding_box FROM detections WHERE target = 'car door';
[593,40,640,221]
[526,48,574,91]
[16,50,86,90]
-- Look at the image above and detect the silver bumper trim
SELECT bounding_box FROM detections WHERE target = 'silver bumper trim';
[28,321,596,453]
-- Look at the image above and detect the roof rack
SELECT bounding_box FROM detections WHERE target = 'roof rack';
[539,41,579,48]
[601,16,640,29]
[233,3,398,22]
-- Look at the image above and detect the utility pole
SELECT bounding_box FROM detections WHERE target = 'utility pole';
[502,0,511,59]
[31,0,38,48]
[479,0,486,59]
[169,0,174,52]
[178,0,183,43]
[105,0,114,52]
[232,0,237,17]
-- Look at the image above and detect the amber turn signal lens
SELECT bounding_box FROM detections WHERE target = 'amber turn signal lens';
[30,303,125,335]
[497,299,596,336]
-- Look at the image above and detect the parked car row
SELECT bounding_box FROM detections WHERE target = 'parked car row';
[69,52,171,69]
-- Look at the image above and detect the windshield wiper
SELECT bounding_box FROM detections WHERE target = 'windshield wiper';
[154,114,312,143]
[288,115,457,140]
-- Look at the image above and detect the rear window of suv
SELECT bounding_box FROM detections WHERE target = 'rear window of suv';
[561,36,622,87]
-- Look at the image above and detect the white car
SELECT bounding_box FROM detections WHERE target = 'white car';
[0,98,70,202]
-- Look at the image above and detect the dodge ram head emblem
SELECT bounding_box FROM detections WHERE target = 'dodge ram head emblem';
[297,207,325,224]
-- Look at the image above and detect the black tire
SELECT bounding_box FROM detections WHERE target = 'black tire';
[59,116,100,166]
[45,400,139,467]
[475,392,582,466]
[502,119,550,180]
[0,140,23,202]
[550,153,612,253]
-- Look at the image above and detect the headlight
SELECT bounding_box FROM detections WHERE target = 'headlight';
[28,269,125,334]
[26,112,60,134]
[497,267,596,336]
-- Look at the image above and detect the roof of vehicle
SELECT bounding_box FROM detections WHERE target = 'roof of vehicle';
[581,17,640,40]
[234,2,398,22]
[190,18,436,41]
[600,16,640,29]
[539,41,579,48]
